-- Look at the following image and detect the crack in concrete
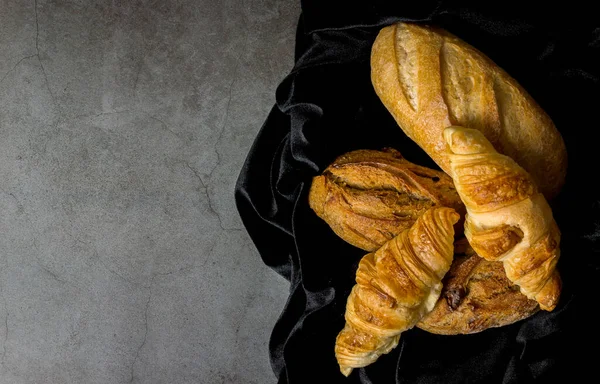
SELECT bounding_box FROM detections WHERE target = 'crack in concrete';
[182,161,243,232]
[13,191,70,286]
[147,115,181,140]
[72,237,140,287]
[129,276,153,383]
[1,191,69,285]
[34,0,40,53]
[93,250,138,287]
[0,55,37,86]
[33,251,69,285]
[207,61,240,182]
[182,161,206,188]
[128,262,216,383]
[36,116,64,158]
[0,280,9,366]
[194,61,247,233]
[201,243,216,269]
[0,190,24,213]
[34,0,57,109]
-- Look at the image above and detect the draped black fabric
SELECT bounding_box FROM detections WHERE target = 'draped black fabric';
[235,2,600,383]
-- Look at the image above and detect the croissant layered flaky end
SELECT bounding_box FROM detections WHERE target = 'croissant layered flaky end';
[309,148,464,252]
[335,207,459,376]
[443,126,562,311]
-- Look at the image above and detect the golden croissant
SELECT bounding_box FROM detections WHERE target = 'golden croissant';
[335,207,459,376]
[443,126,561,311]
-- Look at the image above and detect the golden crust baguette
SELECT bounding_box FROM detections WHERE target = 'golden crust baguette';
[370,22,567,200]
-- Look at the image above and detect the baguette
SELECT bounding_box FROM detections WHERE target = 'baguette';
[370,22,567,200]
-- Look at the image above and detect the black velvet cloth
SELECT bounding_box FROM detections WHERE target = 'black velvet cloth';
[235,2,600,383]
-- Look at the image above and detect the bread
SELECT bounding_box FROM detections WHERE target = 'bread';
[417,241,539,334]
[309,148,464,251]
[370,22,567,201]
[335,207,459,376]
[310,148,541,334]
[443,126,561,311]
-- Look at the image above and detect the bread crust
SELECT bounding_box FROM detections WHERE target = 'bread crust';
[310,148,545,335]
[371,22,567,200]
[335,207,459,375]
[444,127,561,311]
[417,245,539,335]
[309,148,464,251]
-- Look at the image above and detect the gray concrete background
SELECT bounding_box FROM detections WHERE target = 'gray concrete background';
[0,1,298,382]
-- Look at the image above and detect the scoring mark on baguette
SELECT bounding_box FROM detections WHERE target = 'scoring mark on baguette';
[440,42,479,129]
[395,24,419,112]
[491,77,514,159]
[440,42,459,125]
[440,42,503,148]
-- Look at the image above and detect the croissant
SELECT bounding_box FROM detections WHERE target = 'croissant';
[309,148,464,251]
[443,126,561,311]
[335,207,459,376]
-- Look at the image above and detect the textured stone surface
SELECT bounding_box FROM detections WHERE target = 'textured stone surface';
[0,1,298,382]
